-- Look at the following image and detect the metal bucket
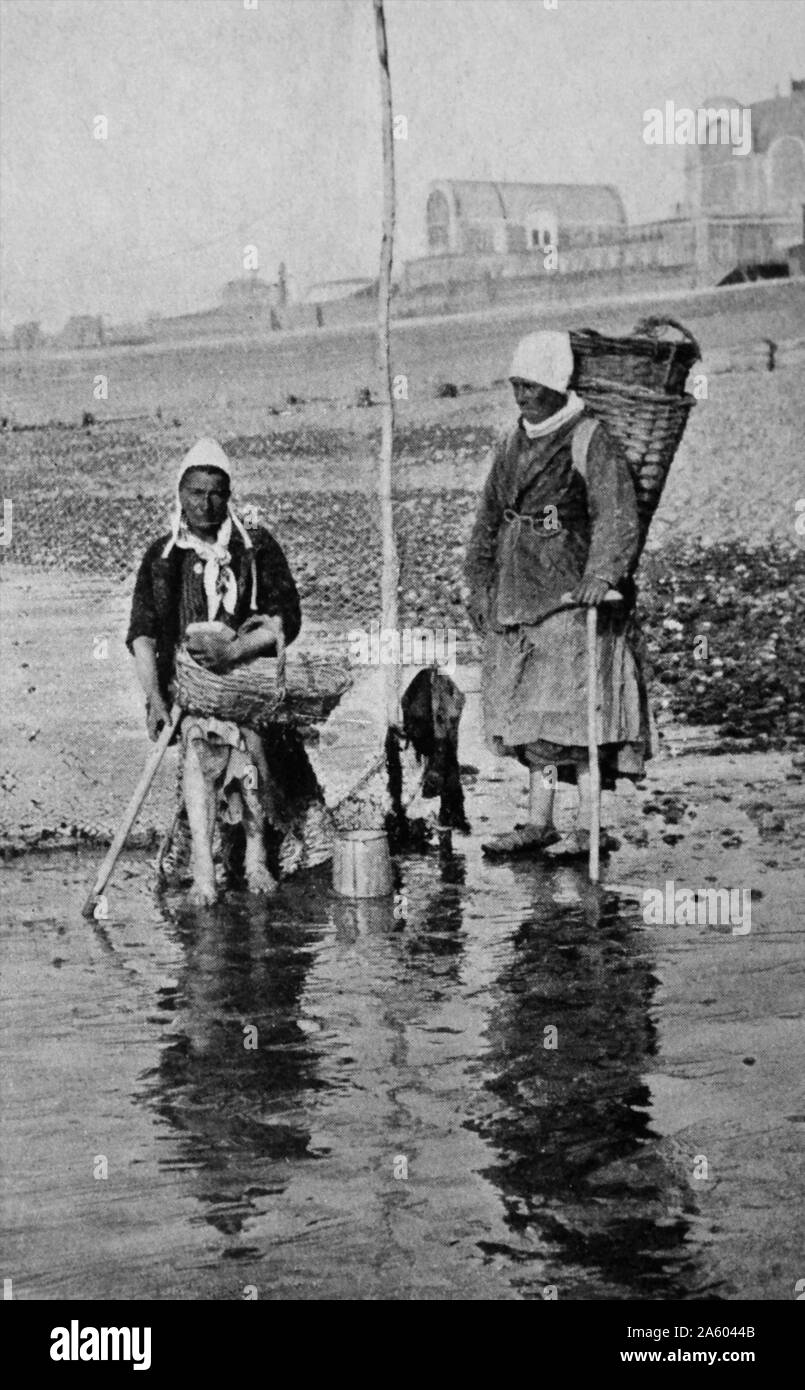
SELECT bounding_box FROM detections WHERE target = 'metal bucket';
[332,829,393,898]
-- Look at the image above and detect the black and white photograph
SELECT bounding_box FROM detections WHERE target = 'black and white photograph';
[1,0,804,1329]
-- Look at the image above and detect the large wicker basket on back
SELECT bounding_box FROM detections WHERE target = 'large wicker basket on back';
[570,316,701,394]
[570,316,701,551]
[174,626,351,730]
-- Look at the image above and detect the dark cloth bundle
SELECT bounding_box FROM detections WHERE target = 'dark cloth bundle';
[400,668,469,833]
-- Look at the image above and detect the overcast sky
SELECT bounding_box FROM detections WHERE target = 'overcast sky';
[1,0,803,331]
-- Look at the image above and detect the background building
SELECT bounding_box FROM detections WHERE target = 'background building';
[10,321,45,351]
[684,81,805,278]
[148,270,285,343]
[404,179,628,299]
[55,315,105,350]
[303,277,376,305]
[687,83,805,221]
[423,179,626,257]
[403,83,805,308]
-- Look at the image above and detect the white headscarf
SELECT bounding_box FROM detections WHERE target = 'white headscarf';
[509,330,584,439]
[162,437,257,617]
[510,331,574,391]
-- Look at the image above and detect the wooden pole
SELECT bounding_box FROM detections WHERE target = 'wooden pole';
[81,704,183,918]
[373,0,400,729]
[584,589,622,883]
[586,607,601,884]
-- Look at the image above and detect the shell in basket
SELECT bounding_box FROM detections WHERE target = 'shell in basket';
[174,646,351,729]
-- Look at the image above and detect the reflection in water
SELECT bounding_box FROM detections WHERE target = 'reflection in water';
[469,873,703,1299]
[140,870,333,1239]
[133,847,710,1297]
[402,838,467,970]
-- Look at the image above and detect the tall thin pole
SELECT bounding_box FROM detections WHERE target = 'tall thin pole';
[586,607,600,884]
[373,0,400,728]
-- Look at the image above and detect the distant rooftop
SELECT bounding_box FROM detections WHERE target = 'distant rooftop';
[432,179,627,227]
[303,278,376,304]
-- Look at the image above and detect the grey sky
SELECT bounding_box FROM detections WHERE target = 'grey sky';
[1,0,803,331]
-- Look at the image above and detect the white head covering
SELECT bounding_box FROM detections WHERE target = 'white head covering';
[509,331,575,392]
[508,330,585,439]
[175,435,233,489]
[162,437,257,616]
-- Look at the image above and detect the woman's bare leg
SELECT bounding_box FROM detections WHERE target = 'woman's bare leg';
[528,768,556,831]
[184,737,218,906]
[481,755,558,857]
[242,783,278,895]
[240,730,278,895]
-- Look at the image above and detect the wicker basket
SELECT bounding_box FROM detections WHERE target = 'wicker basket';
[568,315,701,558]
[580,377,695,544]
[570,316,701,396]
[174,630,350,730]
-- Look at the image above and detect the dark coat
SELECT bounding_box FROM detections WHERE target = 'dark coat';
[465,413,640,631]
[126,523,301,703]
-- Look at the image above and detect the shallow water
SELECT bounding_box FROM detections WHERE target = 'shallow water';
[2,845,721,1301]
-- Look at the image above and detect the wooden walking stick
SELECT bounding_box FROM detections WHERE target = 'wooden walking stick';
[586,605,602,884]
[586,591,622,884]
[82,704,183,918]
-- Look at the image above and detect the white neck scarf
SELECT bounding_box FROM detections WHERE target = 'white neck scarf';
[159,438,258,618]
[521,390,584,440]
[163,508,257,619]
[173,514,238,621]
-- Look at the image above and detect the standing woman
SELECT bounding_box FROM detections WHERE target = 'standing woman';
[465,331,652,858]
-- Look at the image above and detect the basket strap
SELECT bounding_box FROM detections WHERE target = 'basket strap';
[571,416,598,481]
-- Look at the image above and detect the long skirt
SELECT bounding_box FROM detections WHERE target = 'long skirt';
[482,605,654,789]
